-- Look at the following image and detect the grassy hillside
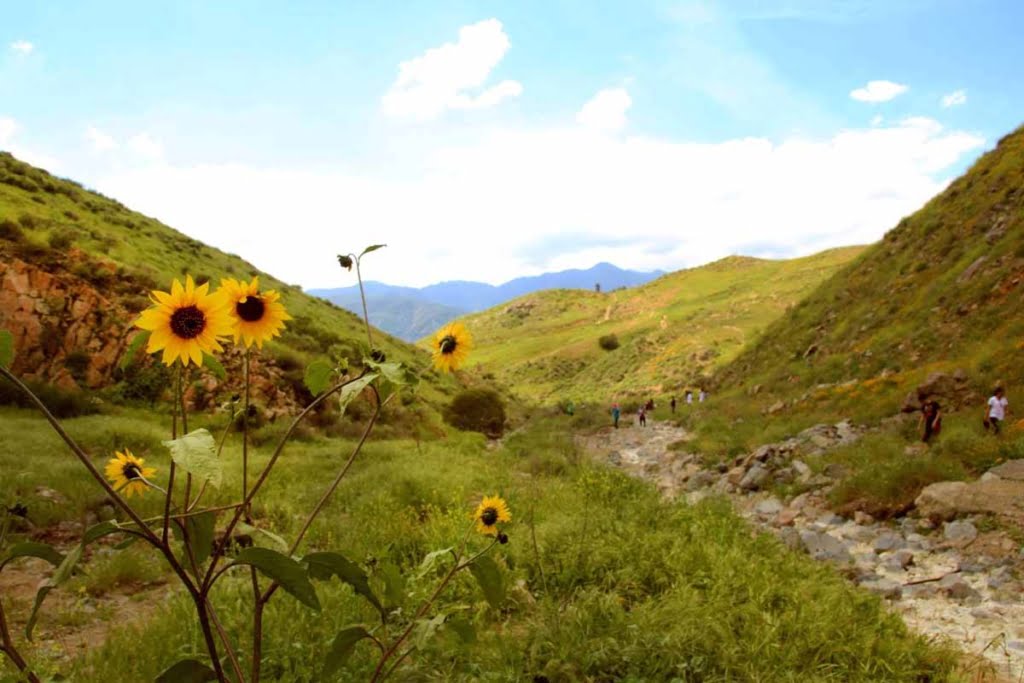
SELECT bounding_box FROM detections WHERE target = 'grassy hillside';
[710,125,1024,427]
[454,247,863,403]
[0,152,457,415]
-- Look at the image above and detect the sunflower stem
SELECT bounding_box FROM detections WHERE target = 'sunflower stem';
[163,366,183,545]
[0,598,40,683]
[353,254,374,351]
[243,348,251,521]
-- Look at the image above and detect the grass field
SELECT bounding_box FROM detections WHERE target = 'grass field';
[0,406,964,682]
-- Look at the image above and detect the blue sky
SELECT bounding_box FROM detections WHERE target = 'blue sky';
[2,1,1021,287]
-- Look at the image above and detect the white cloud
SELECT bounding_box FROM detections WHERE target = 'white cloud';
[576,88,632,133]
[128,133,163,160]
[0,117,17,145]
[0,117,61,170]
[9,40,33,55]
[381,19,523,120]
[941,89,967,108]
[870,114,883,126]
[850,80,908,103]
[85,126,118,152]
[92,115,984,289]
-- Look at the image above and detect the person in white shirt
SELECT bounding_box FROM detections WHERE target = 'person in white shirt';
[984,386,1009,434]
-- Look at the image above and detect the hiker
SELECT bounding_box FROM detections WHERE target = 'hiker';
[638,405,647,427]
[920,399,942,443]
[645,398,655,411]
[565,400,575,416]
[685,390,693,405]
[611,403,621,429]
[699,389,707,403]
[670,396,677,413]
[984,386,1009,434]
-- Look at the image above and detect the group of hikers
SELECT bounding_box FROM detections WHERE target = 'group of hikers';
[610,389,707,428]
[918,385,1010,443]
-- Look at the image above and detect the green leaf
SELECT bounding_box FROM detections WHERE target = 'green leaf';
[27,543,82,639]
[446,617,476,644]
[201,354,226,381]
[232,548,320,611]
[417,547,454,578]
[378,562,405,609]
[118,330,150,370]
[155,658,218,683]
[412,614,446,649]
[164,429,222,488]
[0,329,14,369]
[185,511,216,567]
[82,520,122,546]
[235,522,289,552]
[339,373,377,416]
[468,555,505,609]
[359,244,386,257]
[365,360,419,389]
[0,542,64,571]
[304,552,384,617]
[303,359,334,396]
[321,626,373,680]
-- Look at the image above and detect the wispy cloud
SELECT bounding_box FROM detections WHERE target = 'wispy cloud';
[85,126,118,152]
[128,133,163,160]
[576,88,632,133]
[9,40,34,56]
[850,80,908,103]
[381,19,522,121]
[940,89,967,108]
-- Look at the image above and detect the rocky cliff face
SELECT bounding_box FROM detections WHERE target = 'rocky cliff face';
[0,254,131,390]
[0,252,306,417]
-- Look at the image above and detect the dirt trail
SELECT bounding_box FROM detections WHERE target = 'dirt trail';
[579,420,1024,682]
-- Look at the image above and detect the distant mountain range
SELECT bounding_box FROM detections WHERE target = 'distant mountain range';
[309,262,664,341]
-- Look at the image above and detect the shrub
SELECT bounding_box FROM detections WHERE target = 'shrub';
[444,388,506,437]
[598,334,620,351]
[0,378,100,418]
[0,219,25,242]
[48,229,76,250]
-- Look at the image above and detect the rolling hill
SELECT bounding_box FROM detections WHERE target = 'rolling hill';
[452,247,864,403]
[310,262,663,341]
[0,152,457,420]
[711,124,1024,425]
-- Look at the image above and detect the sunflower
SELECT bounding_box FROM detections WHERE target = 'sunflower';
[135,276,233,366]
[104,449,157,498]
[474,495,511,536]
[432,322,473,373]
[219,277,291,349]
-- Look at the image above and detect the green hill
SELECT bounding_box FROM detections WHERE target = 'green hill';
[712,125,1024,426]
[0,152,456,422]
[452,247,864,404]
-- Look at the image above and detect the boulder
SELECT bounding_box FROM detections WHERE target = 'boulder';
[937,574,980,602]
[726,466,747,486]
[754,497,785,519]
[686,470,718,491]
[881,549,915,571]
[943,520,978,544]
[988,459,1024,481]
[739,464,770,491]
[799,531,852,564]
[915,479,1024,521]
[859,577,903,600]
[873,532,905,553]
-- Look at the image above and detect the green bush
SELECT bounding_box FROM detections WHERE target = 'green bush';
[0,378,101,418]
[444,387,506,437]
[598,333,620,351]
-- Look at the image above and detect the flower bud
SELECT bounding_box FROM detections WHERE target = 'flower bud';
[337,255,353,270]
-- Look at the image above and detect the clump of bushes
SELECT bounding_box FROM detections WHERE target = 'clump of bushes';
[444,388,506,437]
[0,378,101,418]
[598,333,620,351]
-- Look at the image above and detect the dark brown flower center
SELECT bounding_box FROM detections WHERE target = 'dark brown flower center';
[480,507,498,526]
[122,463,141,480]
[170,305,206,339]
[440,335,457,355]
[236,296,265,322]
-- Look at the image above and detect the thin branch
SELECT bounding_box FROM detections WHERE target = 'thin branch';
[243,348,251,521]
[353,254,374,350]
[207,601,246,683]
[0,599,40,683]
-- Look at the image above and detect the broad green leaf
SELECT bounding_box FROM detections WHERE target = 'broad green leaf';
[359,244,386,257]
[412,614,446,649]
[201,354,226,381]
[27,543,82,639]
[303,359,334,396]
[0,329,14,368]
[113,536,138,550]
[417,547,454,578]
[321,626,373,680]
[339,373,377,416]
[468,556,505,609]
[364,360,419,389]
[118,330,150,370]
[164,429,222,488]
[446,617,476,644]
[82,520,122,546]
[232,547,320,611]
[155,658,218,683]
[185,511,216,567]
[236,522,289,552]
[0,542,63,571]
[304,552,384,617]
[378,562,405,609]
